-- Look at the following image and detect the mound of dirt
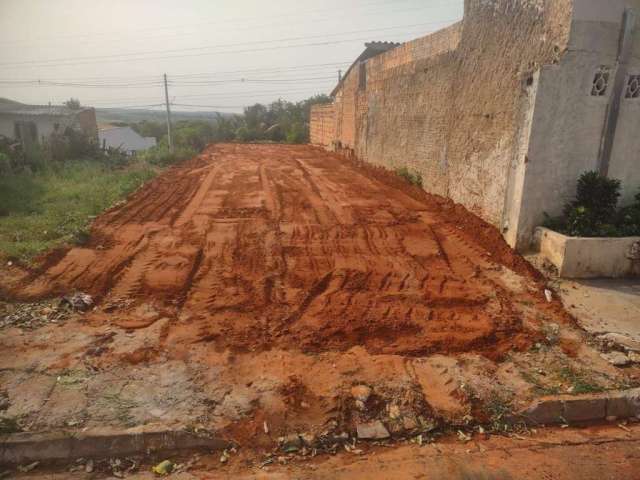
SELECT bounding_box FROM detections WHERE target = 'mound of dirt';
[8,144,570,360]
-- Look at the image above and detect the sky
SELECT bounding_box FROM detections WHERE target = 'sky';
[0,0,463,113]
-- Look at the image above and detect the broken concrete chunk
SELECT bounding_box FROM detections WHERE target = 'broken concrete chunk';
[601,351,631,367]
[351,384,372,402]
[279,433,303,452]
[598,333,640,353]
[60,292,93,311]
[356,420,390,440]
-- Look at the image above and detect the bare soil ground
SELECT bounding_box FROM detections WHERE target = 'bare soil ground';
[0,144,636,465]
[15,425,640,479]
[7,144,560,358]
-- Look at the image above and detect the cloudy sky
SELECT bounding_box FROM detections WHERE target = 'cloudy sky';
[0,0,463,112]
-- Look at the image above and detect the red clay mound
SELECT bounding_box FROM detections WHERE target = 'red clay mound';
[11,144,568,359]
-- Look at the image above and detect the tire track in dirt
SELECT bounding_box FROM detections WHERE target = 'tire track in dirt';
[9,144,569,359]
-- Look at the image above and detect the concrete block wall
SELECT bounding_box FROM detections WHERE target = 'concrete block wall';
[310,0,640,250]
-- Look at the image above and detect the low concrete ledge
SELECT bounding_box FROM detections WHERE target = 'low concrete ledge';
[513,388,640,426]
[534,227,640,278]
[0,425,230,465]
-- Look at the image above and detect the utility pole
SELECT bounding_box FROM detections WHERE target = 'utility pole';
[163,73,173,153]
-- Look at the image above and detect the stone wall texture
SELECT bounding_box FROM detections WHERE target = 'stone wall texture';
[310,0,640,250]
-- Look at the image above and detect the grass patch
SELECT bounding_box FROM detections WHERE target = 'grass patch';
[558,366,604,394]
[0,159,156,262]
[0,416,22,434]
[395,166,423,188]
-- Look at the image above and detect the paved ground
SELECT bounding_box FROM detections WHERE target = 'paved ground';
[14,425,640,479]
[558,279,640,343]
[1,144,637,467]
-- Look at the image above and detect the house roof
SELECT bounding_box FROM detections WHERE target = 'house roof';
[330,41,401,96]
[98,126,156,152]
[0,97,92,116]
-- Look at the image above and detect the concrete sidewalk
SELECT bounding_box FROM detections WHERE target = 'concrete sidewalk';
[558,279,640,343]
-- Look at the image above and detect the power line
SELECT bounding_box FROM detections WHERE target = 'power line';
[0,0,459,47]
[83,87,334,106]
[171,103,247,109]
[0,30,443,70]
[0,61,354,84]
[0,20,456,68]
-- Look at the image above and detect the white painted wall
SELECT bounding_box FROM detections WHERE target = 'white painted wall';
[510,0,640,250]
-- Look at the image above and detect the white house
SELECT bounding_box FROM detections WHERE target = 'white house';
[98,126,156,154]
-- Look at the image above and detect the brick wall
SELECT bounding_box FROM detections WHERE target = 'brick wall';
[309,104,336,146]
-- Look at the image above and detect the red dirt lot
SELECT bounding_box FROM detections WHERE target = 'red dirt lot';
[1,144,632,469]
[10,144,565,359]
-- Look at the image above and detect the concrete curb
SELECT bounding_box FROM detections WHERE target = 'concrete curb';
[0,425,230,465]
[512,388,640,426]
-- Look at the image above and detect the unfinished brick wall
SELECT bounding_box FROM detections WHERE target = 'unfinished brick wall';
[314,0,573,235]
[310,104,336,146]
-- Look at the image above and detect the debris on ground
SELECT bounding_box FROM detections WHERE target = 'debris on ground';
[17,461,39,473]
[0,300,70,330]
[598,333,640,353]
[601,351,631,367]
[60,292,93,311]
[152,459,174,475]
[357,420,390,440]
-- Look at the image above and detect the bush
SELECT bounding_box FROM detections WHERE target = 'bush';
[395,166,423,188]
[0,152,11,174]
[544,171,639,237]
[139,144,196,167]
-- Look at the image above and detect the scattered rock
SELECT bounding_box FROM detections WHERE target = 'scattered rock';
[629,351,640,363]
[388,403,401,420]
[85,459,94,473]
[17,461,39,473]
[279,433,303,452]
[300,432,316,446]
[61,292,93,311]
[544,289,553,302]
[356,420,390,440]
[351,384,372,402]
[598,333,640,353]
[601,351,631,367]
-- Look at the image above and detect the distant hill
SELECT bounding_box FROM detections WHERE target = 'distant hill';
[95,108,236,124]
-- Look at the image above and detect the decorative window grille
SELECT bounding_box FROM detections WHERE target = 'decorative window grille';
[591,67,610,96]
[626,75,640,99]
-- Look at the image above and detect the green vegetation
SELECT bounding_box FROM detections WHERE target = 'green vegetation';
[395,166,423,187]
[131,95,332,147]
[558,366,604,394]
[544,171,640,237]
[0,160,155,261]
[0,416,23,434]
[0,94,332,261]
